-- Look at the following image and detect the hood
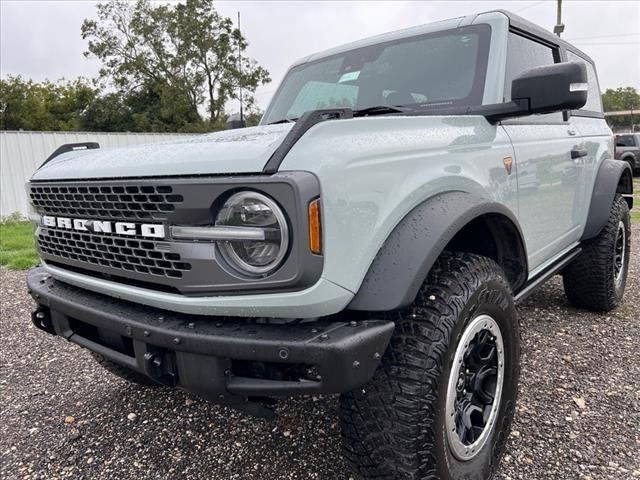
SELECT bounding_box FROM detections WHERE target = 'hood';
[31,124,294,181]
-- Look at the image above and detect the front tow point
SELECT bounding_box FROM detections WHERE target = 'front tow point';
[31,308,55,335]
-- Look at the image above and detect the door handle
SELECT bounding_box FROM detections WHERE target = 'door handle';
[570,149,588,159]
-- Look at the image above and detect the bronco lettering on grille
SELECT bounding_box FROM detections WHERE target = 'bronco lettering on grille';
[41,215,165,239]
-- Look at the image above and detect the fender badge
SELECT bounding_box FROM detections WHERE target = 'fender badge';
[503,155,513,175]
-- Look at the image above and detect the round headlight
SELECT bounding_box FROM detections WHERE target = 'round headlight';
[214,191,289,276]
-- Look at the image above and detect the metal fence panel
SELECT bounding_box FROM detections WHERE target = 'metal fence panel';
[1,131,196,218]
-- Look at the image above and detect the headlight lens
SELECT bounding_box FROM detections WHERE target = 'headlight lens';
[214,191,289,275]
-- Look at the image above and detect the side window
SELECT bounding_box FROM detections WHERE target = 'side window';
[616,135,636,147]
[566,51,603,114]
[504,32,563,122]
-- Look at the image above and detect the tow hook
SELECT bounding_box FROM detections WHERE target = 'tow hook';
[143,348,178,387]
[31,308,56,335]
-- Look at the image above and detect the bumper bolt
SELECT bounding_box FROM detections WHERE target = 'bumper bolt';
[278,348,289,360]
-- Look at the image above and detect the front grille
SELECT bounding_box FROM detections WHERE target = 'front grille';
[29,184,184,221]
[28,173,321,296]
[38,227,191,278]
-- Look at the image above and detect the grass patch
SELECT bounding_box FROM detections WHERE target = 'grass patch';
[0,221,39,270]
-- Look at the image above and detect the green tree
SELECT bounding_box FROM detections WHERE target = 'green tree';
[80,86,208,133]
[0,76,96,131]
[81,0,270,130]
[602,87,640,129]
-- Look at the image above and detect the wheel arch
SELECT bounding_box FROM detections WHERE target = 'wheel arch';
[348,191,528,311]
[582,159,633,241]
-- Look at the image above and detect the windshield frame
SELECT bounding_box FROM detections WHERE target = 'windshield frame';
[261,24,493,125]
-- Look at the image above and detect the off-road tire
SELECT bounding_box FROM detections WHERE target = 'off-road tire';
[339,252,520,480]
[91,352,160,388]
[562,194,631,311]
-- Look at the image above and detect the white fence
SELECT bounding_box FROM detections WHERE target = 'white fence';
[1,131,196,218]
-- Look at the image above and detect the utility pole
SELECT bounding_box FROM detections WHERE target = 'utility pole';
[553,0,565,37]
[237,11,244,124]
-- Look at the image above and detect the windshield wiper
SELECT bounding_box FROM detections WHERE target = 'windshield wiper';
[352,105,408,117]
[268,118,298,125]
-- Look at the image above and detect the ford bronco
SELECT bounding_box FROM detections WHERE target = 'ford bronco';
[27,10,633,480]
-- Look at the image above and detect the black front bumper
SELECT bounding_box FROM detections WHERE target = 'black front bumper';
[27,267,394,415]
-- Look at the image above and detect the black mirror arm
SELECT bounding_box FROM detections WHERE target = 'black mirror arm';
[480,99,530,124]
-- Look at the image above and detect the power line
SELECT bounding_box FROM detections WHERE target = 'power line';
[566,33,640,41]
[517,0,548,13]
[572,41,640,46]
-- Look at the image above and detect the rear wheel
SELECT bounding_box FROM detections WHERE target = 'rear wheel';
[339,252,520,480]
[563,194,631,311]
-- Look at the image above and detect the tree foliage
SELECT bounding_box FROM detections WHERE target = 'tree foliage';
[602,87,640,129]
[81,0,270,130]
[0,76,96,131]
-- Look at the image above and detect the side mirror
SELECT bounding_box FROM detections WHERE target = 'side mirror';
[482,62,588,123]
[512,61,588,115]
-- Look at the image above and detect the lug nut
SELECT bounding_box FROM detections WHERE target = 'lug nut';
[352,361,360,368]
[373,352,381,360]
[173,337,181,344]
[143,330,150,337]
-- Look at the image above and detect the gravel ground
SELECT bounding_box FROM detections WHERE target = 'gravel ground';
[1,226,638,480]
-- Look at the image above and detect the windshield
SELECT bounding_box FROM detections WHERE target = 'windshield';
[262,24,491,124]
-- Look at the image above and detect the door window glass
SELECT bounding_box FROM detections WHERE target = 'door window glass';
[504,33,562,122]
[566,51,603,113]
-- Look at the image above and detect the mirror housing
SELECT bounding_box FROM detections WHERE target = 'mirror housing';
[483,62,588,123]
[512,61,588,114]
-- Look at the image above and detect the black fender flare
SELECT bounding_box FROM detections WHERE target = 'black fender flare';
[348,191,528,311]
[581,159,633,241]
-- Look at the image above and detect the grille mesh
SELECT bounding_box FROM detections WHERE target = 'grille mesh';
[38,228,191,278]
[29,184,183,221]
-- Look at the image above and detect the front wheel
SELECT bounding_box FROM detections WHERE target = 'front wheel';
[340,252,520,480]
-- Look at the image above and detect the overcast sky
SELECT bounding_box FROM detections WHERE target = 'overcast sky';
[1,0,639,111]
